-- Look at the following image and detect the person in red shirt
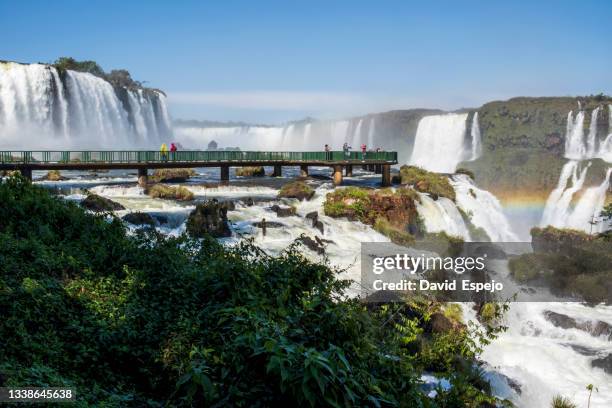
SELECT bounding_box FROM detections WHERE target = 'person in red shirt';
[360,143,367,161]
[170,143,177,152]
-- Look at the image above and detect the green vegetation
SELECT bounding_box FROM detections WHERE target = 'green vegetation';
[278,180,315,201]
[373,217,415,246]
[550,395,577,408]
[52,57,163,95]
[0,176,506,406]
[148,184,194,201]
[455,168,475,180]
[151,168,197,183]
[509,227,612,303]
[460,96,612,193]
[399,166,456,201]
[235,166,265,177]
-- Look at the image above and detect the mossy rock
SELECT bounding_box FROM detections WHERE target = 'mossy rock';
[80,194,125,212]
[278,180,315,201]
[41,170,67,181]
[271,204,297,217]
[235,166,265,177]
[151,168,196,183]
[531,226,593,253]
[148,184,194,201]
[454,168,474,180]
[398,166,455,201]
[186,200,232,238]
[122,212,155,226]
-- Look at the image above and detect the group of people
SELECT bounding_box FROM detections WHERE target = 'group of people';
[160,142,178,159]
[324,143,379,161]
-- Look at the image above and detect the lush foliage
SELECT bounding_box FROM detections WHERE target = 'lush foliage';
[0,177,505,406]
[399,166,456,201]
[509,227,612,303]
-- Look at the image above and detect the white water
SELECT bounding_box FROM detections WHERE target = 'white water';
[351,119,363,149]
[367,117,375,149]
[0,61,171,148]
[564,107,611,162]
[451,175,519,241]
[409,112,482,173]
[416,193,471,240]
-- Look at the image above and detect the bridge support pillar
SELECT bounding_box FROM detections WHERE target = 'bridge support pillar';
[375,164,382,174]
[381,165,391,187]
[138,168,148,188]
[362,165,368,171]
[272,165,282,177]
[332,165,343,186]
[368,164,375,172]
[300,165,309,177]
[220,166,230,183]
[20,167,32,181]
[345,165,353,177]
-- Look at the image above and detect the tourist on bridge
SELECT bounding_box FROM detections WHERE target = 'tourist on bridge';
[343,142,350,159]
[361,143,367,161]
[170,142,177,152]
[160,143,168,160]
[324,144,331,160]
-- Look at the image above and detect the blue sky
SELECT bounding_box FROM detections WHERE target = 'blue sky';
[1,0,610,123]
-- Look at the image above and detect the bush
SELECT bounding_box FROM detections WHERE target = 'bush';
[151,168,196,183]
[278,180,315,200]
[0,176,504,406]
[148,184,194,201]
[550,395,577,408]
[235,166,265,177]
[399,166,456,201]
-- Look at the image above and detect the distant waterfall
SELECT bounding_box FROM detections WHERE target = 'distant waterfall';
[451,175,519,241]
[469,112,482,160]
[564,106,610,162]
[0,61,171,149]
[408,112,482,173]
[367,118,375,148]
[350,119,362,149]
[540,161,611,233]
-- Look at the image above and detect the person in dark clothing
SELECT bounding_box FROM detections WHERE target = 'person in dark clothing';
[324,144,331,160]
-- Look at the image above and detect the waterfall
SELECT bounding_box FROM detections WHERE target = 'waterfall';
[351,119,362,149]
[416,193,471,240]
[0,61,171,149]
[367,118,375,149]
[470,112,482,160]
[332,120,349,147]
[564,111,586,160]
[451,175,519,241]
[585,106,600,157]
[564,107,609,162]
[409,113,468,173]
[599,105,612,162]
[541,161,610,233]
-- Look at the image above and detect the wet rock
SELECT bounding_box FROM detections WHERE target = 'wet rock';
[186,199,232,238]
[305,211,318,221]
[271,204,296,217]
[592,354,612,374]
[152,214,168,224]
[122,212,155,226]
[243,197,255,207]
[40,170,67,181]
[297,236,327,255]
[80,194,125,212]
[544,311,612,341]
[278,180,315,201]
[151,168,196,183]
[314,220,324,235]
[305,211,324,234]
[563,344,599,356]
[253,221,284,228]
[223,200,236,211]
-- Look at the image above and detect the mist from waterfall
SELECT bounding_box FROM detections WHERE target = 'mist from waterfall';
[0,61,171,149]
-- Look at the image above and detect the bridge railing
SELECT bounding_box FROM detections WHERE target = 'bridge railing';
[0,151,398,164]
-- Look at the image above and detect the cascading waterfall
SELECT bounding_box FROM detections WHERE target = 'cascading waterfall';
[409,112,481,173]
[0,61,171,148]
[415,193,471,240]
[451,175,519,241]
[541,105,611,232]
[367,117,375,148]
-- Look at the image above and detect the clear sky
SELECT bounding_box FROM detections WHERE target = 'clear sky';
[1,0,610,123]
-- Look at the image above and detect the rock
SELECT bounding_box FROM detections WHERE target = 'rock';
[186,199,232,238]
[270,204,297,217]
[297,236,326,254]
[243,197,255,207]
[223,200,236,211]
[305,211,318,221]
[253,221,284,228]
[151,168,196,183]
[592,354,612,375]
[122,212,155,226]
[41,170,67,181]
[152,214,168,224]
[427,312,464,333]
[314,220,324,235]
[563,344,599,356]
[278,180,315,201]
[235,166,265,177]
[80,194,125,212]
[148,184,194,201]
[544,311,612,341]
